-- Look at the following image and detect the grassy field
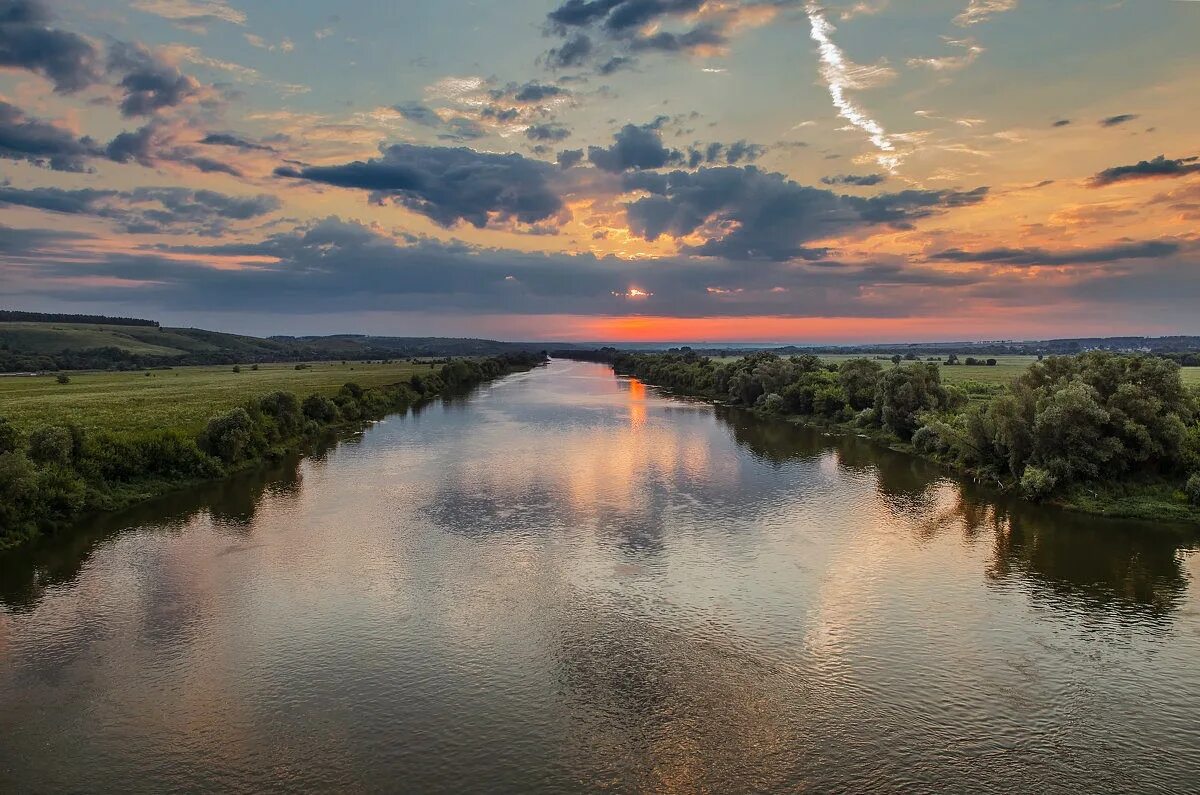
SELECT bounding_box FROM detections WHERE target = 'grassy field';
[0,361,436,434]
[711,354,1200,388]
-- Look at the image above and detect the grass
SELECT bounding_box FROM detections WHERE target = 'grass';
[0,360,434,434]
[711,353,1200,388]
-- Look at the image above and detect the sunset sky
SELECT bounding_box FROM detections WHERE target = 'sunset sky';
[1,0,1198,342]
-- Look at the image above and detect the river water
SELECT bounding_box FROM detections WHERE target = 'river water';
[2,359,1198,793]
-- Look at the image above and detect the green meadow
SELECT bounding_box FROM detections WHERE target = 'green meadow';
[0,361,434,434]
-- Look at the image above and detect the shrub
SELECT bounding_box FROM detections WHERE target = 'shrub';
[1187,473,1200,506]
[259,391,303,435]
[232,365,242,374]
[1020,466,1058,501]
[200,408,257,464]
[760,392,785,413]
[33,465,87,523]
[0,417,21,455]
[56,373,70,384]
[302,394,340,423]
[0,452,38,540]
[28,426,74,466]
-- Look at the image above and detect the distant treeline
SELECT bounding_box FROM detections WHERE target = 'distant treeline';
[0,310,158,327]
[556,348,1200,521]
[668,338,1200,360]
[0,352,544,550]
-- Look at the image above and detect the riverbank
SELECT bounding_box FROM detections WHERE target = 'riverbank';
[0,353,545,550]
[560,351,1200,527]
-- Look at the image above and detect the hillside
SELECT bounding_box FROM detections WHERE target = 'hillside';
[0,320,563,372]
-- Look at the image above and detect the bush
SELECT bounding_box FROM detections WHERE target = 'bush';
[56,373,70,384]
[0,417,21,455]
[28,426,74,465]
[34,464,87,523]
[302,393,340,423]
[1020,466,1058,501]
[232,365,242,374]
[760,392,786,413]
[0,452,38,540]
[1187,473,1200,506]
[200,408,258,464]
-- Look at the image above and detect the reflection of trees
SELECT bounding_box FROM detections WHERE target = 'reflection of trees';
[555,602,801,791]
[715,406,826,466]
[893,486,1195,617]
[708,407,1198,619]
[0,444,325,612]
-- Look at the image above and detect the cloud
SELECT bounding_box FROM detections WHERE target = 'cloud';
[542,0,774,70]
[685,139,766,167]
[906,37,984,71]
[130,0,246,29]
[1099,113,1139,128]
[526,122,571,142]
[3,216,984,319]
[0,0,103,92]
[557,148,584,168]
[107,41,205,117]
[623,165,988,260]
[821,173,886,186]
[1091,154,1200,187]
[0,183,279,235]
[275,144,566,229]
[105,118,244,176]
[544,32,593,68]
[0,99,98,171]
[200,132,275,151]
[588,119,682,173]
[806,3,900,171]
[954,0,1017,26]
[1052,119,1071,127]
[930,240,1182,266]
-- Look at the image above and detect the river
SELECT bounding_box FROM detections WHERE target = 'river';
[2,359,1198,792]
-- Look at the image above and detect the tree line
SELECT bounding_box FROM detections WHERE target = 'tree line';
[0,310,159,327]
[0,353,544,550]
[557,349,1200,516]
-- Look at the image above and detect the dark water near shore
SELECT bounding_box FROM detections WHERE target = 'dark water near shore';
[2,359,1199,793]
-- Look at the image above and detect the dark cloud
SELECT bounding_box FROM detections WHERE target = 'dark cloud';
[4,217,982,319]
[275,144,565,229]
[598,55,635,74]
[687,139,767,168]
[526,123,571,142]
[107,41,202,117]
[557,148,584,168]
[437,116,488,141]
[623,165,988,261]
[628,24,725,53]
[1099,113,1139,128]
[105,119,243,176]
[0,223,93,256]
[1052,119,1071,127]
[508,82,568,103]
[0,183,280,235]
[0,99,98,171]
[1091,154,1200,187]
[0,0,102,92]
[544,32,593,68]
[930,240,1182,266]
[588,119,682,173]
[545,0,730,69]
[822,173,886,186]
[394,101,441,127]
[200,132,276,152]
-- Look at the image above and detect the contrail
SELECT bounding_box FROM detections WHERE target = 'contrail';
[806,2,901,171]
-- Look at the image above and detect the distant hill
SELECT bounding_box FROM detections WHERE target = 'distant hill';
[0,318,567,372]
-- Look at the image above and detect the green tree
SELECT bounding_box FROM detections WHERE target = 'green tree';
[874,363,948,439]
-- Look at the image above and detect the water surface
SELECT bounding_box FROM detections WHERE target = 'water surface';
[2,359,1199,792]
